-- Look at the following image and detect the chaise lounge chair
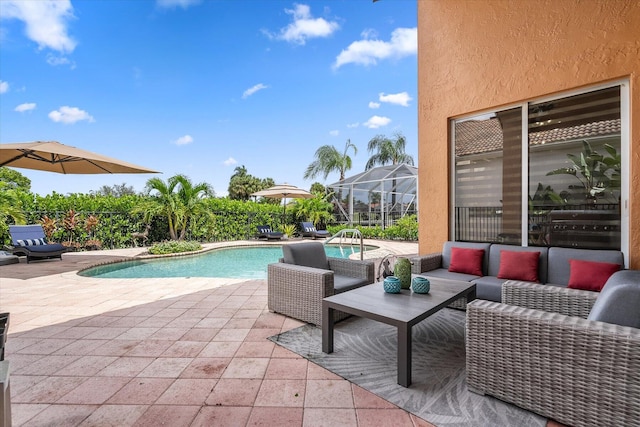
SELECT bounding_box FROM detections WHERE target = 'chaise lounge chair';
[256,225,283,240]
[6,224,67,263]
[300,222,331,239]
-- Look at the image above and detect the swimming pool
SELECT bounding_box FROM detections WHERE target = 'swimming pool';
[79,245,376,279]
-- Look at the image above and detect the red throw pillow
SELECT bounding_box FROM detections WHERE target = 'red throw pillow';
[449,247,484,276]
[568,259,621,292]
[497,250,540,282]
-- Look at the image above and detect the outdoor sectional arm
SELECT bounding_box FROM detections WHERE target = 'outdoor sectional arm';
[410,253,442,274]
[502,280,598,319]
[466,299,640,427]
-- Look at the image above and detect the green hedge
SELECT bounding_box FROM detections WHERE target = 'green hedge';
[2,193,418,248]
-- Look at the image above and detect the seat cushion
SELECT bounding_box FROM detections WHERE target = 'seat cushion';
[588,279,640,328]
[419,268,481,282]
[471,276,505,302]
[547,247,623,287]
[22,243,67,253]
[334,275,369,293]
[282,242,329,270]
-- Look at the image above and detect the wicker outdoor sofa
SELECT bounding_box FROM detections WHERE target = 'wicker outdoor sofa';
[466,271,640,427]
[267,242,375,326]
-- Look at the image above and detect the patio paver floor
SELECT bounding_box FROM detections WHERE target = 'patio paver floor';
[0,241,567,426]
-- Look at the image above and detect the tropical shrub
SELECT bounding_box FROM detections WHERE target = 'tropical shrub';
[148,240,202,255]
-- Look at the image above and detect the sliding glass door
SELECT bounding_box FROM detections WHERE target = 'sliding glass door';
[452,84,623,251]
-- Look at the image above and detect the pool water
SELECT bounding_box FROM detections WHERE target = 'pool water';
[80,245,375,279]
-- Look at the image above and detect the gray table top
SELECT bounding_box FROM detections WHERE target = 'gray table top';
[323,278,476,326]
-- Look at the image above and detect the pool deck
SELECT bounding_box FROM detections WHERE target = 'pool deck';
[0,239,567,427]
[1,239,440,427]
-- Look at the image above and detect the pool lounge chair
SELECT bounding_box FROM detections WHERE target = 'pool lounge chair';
[6,225,67,263]
[300,222,331,239]
[256,225,283,240]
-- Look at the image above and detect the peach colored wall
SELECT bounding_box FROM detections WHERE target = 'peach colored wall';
[417,0,640,268]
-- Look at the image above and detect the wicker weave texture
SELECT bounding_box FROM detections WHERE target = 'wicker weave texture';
[267,258,374,326]
[502,280,598,319]
[466,300,640,427]
[410,253,442,274]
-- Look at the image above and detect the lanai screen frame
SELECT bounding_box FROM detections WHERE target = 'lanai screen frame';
[328,164,418,227]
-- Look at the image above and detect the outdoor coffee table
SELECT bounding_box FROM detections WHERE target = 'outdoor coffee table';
[322,278,476,387]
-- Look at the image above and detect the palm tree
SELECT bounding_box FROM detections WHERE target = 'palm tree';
[304,139,358,182]
[228,165,275,201]
[366,132,414,216]
[365,132,414,170]
[135,174,214,241]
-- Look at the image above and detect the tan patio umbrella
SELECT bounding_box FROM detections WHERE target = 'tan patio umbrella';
[0,141,159,174]
[251,183,314,222]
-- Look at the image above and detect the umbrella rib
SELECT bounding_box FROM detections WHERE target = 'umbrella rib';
[0,150,34,166]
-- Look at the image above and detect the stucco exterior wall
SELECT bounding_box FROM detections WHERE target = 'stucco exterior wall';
[417,0,640,267]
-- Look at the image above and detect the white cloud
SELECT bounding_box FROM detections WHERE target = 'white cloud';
[242,83,268,99]
[333,27,416,69]
[0,81,8,94]
[48,106,94,124]
[347,122,359,128]
[379,91,412,107]
[223,157,237,166]
[363,115,391,129]
[173,135,193,146]
[15,103,36,112]
[329,130,339,136]
[156,0,202,9]
[265,4,339,45]
[46,53,75,68]
[368,101,380,109]
[0,0,77,53]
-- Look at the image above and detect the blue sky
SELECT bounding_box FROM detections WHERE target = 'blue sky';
[0,0,417,196]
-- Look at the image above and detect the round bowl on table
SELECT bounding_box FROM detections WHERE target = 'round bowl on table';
[383,276,402,294]
[412,276,431,294]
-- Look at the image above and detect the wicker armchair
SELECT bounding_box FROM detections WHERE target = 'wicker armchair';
[267,242,375,326]
[466,279,640,427]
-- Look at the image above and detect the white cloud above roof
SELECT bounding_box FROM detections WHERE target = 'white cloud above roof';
[0,81,8,94]
[0,0,77,53]
[243,83,269,99]
[48,106,94,124]
[363,115,391,129]
[173,135,193,146]
[379,92,412,107]
[333,27,416,69]
[264,4,339,45]
[15,103,36,112]
[223,157,237,166]
[368,101,380,109]
[329,130,339,136]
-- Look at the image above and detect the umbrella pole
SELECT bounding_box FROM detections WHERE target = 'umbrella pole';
[282,198,287,226]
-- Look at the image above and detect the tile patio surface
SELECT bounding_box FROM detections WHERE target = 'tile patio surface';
[0,240,564,427]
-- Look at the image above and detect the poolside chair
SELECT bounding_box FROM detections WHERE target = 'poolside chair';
[300,222,331,239]
[256,225,283,240]
[6,225,67,263]
[267,242,375,326]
